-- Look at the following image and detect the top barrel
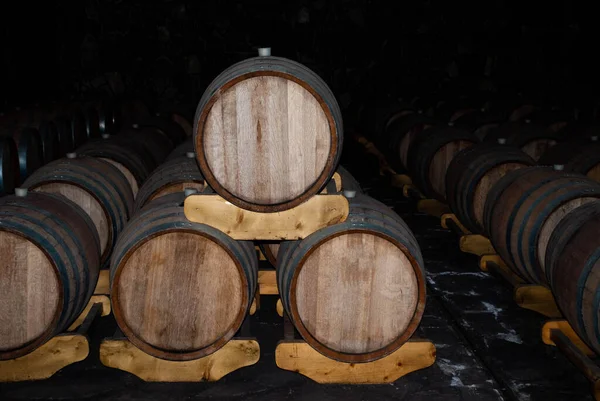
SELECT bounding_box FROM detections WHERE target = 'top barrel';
[193,55,343,212]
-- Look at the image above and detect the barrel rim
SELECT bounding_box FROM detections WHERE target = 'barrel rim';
[110,228,250,361]
[195,70,340,212]
[0,227,64,361]
[287,228,426,363]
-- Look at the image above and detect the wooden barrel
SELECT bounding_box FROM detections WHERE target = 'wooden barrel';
[277,194,426,362]
[537,139,595,167]
[446,143,535,234]
[23,155,133,266]
[54,114,86,155]
[165,138,194,162]
[193,56,343,212]
[134,153,205,211]
[382,113,437,171]
[484,167,600,284]
[0,137,19,196]
[0,191,100,360]
[336,165,363,194]
[156,107,194,137]
[37,121,61,164]
[538,139,600,183]
[120,127,173,167]
[84,106,101,140]
[406,126,477,201]
[484,122,559,161]
[11,128,43,184]
[545,200,600,355]
[97,100,121,135]
[76,136,152,198]
[110,192,258,360]
[453,110,506,141]
[134,117,186,145]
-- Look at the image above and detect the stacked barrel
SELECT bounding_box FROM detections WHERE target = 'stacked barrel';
[182,50,427,363]
[0,103,192,360]
[374,97,600,360]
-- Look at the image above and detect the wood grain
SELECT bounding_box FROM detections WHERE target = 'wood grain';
[472,162,528,229]
[150,182,206,201]
[100,339,259,382]
[521,139,557,161]
[34,183,109,254]
[101,158,139,197]
[427,140,473,199]
[275,340,435,384]
[258,270,278,295]
[0,232,59,352]
[203,76,331,204]
[116,232,243,353]
[184,194,349,240]
[295,233,418,354]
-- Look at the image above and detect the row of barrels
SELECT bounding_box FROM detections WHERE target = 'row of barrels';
[0,108,193,359]
[0,99,191,196]
[377,100,600,359]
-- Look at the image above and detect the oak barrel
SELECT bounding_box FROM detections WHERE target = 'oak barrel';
[165,138,194,162]
[406,126,477,201]
[484,122,559,161]
[134,117,186,145]
[382,113,437,171]
[0,191,100,359]
[84,106,101,140]
[120,127,174,167]
[37,121,61,164]
[11,128,43,184]
[193,56,343,212]
[0,138,19,196]
[545,200,600,355]
[23,155,133,266]
[445,143,535,234]
[484,167,600,284]
[54,113,86,155]
[76,136,153,198]
[277,193,426,362]
[110,192,258,360]
[134,153,205,211]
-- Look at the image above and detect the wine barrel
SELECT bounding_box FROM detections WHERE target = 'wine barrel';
[120,127,173,167]
[76,136,153,198]
[157,108,194,137]
[23,154,133,266]
[453,110,505,141]
[110,192,258,360]
[134,153,205,211]
[484,167,600,284]
[446,143,535,234]
[134,117,186,145]
[11,128,43,184]
[537,139,596,167]
[545,200,600,355]
[37,121,61,164]
[0,138,19,196]
[277,194,426,362]
[97,100,121,135]
[54,113,86,155]
[194,56,343,212]
[382,113,437,171]
[84,106,101,140]
[0,191,100,360]
[336,165,363,194]
[484,122,559,161]
[407,126,477,201]
[165,138,194,161]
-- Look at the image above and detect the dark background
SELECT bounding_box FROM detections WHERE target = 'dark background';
[2,0,599,121]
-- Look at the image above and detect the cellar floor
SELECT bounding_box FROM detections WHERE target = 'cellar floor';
[0,173,593,401]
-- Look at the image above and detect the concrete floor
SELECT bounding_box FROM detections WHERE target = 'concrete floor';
[0,167,595,401]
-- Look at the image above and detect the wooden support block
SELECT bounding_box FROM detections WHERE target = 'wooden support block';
[480,255,523,286]
[275,340,436,384]
[514,285,562,318]
[0,303,102,382]
[417,199,450,218]
[94,269,110,295]
[258,270,278,295]
[319,172,342,194]
[255,245,267,261]
[459,234,495,256]
[184,194,349,240]
[402,184,425,200]
[68,295,111,331]
[100,339,260,382]
[390,174,412,188]
[276,299,284,317]
[542,320,595,357]
[440,213,471,235]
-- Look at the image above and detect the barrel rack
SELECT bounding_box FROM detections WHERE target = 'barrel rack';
[101,190,436,384]
[0,299,109,382]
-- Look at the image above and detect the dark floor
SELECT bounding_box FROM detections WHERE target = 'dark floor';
[0,172,594,401]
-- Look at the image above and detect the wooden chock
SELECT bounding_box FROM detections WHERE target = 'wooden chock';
[68,295,111,331]
[417,199,450,218]
[94,269,110,295]
[390,174,412,188]
[100,338,260,382]
[258,269,278,295]
[402,184,425,200]
[276,299,284,317]
[275,340,436,384]
[184,194,349,240]
[0,302,103,382]
[441,213,471,235]
[459,234,495,256]
[542,320,600,400]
